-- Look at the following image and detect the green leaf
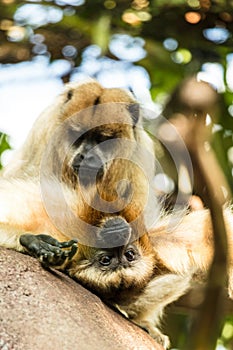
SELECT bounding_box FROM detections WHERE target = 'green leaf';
[0,133,11,170]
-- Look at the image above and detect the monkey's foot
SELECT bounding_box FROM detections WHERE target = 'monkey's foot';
[151,330,170,350]
[19,234,78,267]
[132,319,170,349]
[145,327,170,349]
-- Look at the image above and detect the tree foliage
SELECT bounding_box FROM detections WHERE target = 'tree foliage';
[0,133,10,170]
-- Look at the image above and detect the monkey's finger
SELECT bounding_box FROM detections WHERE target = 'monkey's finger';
[58,239,78,248]
[35,234,63,247]
[61,243,77,258]
[67,243,78,259]
[39,249,68,266]
[39,241,65,256]
[20,234,62,258]
[39,254,64,267]
[41,244,78,266]
[38,250,55,263]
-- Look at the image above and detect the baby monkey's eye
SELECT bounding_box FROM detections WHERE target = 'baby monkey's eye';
[99,255,112,266]
[124,248,135,262]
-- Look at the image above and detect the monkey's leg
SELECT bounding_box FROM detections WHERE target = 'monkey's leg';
[118,274,192,349]
[19,234,78,268]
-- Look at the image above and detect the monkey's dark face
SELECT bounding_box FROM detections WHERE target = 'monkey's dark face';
[91,244,140,271]
[61,87,140,188]
[68,121,140,189]
[70,127,118,187]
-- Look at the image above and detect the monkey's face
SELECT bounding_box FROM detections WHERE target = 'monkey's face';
[69,239,155,302]
[89,244,140,271]
[70,125,130,187]
[56,80,146,189]
[65,112,141,190]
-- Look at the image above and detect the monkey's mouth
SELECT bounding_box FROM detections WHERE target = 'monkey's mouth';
[77,166,104,186]
[97,217,132,247]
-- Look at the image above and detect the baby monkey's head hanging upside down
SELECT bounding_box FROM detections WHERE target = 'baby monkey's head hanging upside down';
[1,80,233,350]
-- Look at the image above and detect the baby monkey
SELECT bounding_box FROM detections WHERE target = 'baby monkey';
[0,80,232,349]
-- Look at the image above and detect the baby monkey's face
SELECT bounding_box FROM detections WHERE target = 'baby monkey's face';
[90,243,140,272]
[68,216,155,302]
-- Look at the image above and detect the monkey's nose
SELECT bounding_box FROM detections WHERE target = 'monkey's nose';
[97,217,131,248]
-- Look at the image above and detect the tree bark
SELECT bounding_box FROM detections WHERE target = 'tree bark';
[0,247,163,350]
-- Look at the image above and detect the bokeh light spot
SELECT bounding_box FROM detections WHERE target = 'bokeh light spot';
[203,27,230,44]
[163,38,178,51]
[109,34,146,62]
[7,26,27,42]
[187,0,200,8]
[122,11,141,26]
[62,45,77,58]
[185,11,201,24]
[171,49,192,64]
[104,0,116,9]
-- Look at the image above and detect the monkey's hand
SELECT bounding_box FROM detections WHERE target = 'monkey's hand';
[19,234,78,268]
[131,319,170,349]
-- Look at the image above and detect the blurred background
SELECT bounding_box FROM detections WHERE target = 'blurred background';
[0,0,233,349]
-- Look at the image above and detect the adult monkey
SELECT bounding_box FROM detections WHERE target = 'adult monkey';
[0,80,232,349]
[0,79,156,250]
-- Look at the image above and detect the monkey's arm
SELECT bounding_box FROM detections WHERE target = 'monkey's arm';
[0,178,78,268]
[117,273,192,349]
[0,224,78,270]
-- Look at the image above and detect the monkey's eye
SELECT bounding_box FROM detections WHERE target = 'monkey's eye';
[95,134,115,144]
[66,89,73,102]
[124,249,135,262]
[99,255,112,266]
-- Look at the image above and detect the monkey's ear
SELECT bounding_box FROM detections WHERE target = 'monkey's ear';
[127,103,140,125]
